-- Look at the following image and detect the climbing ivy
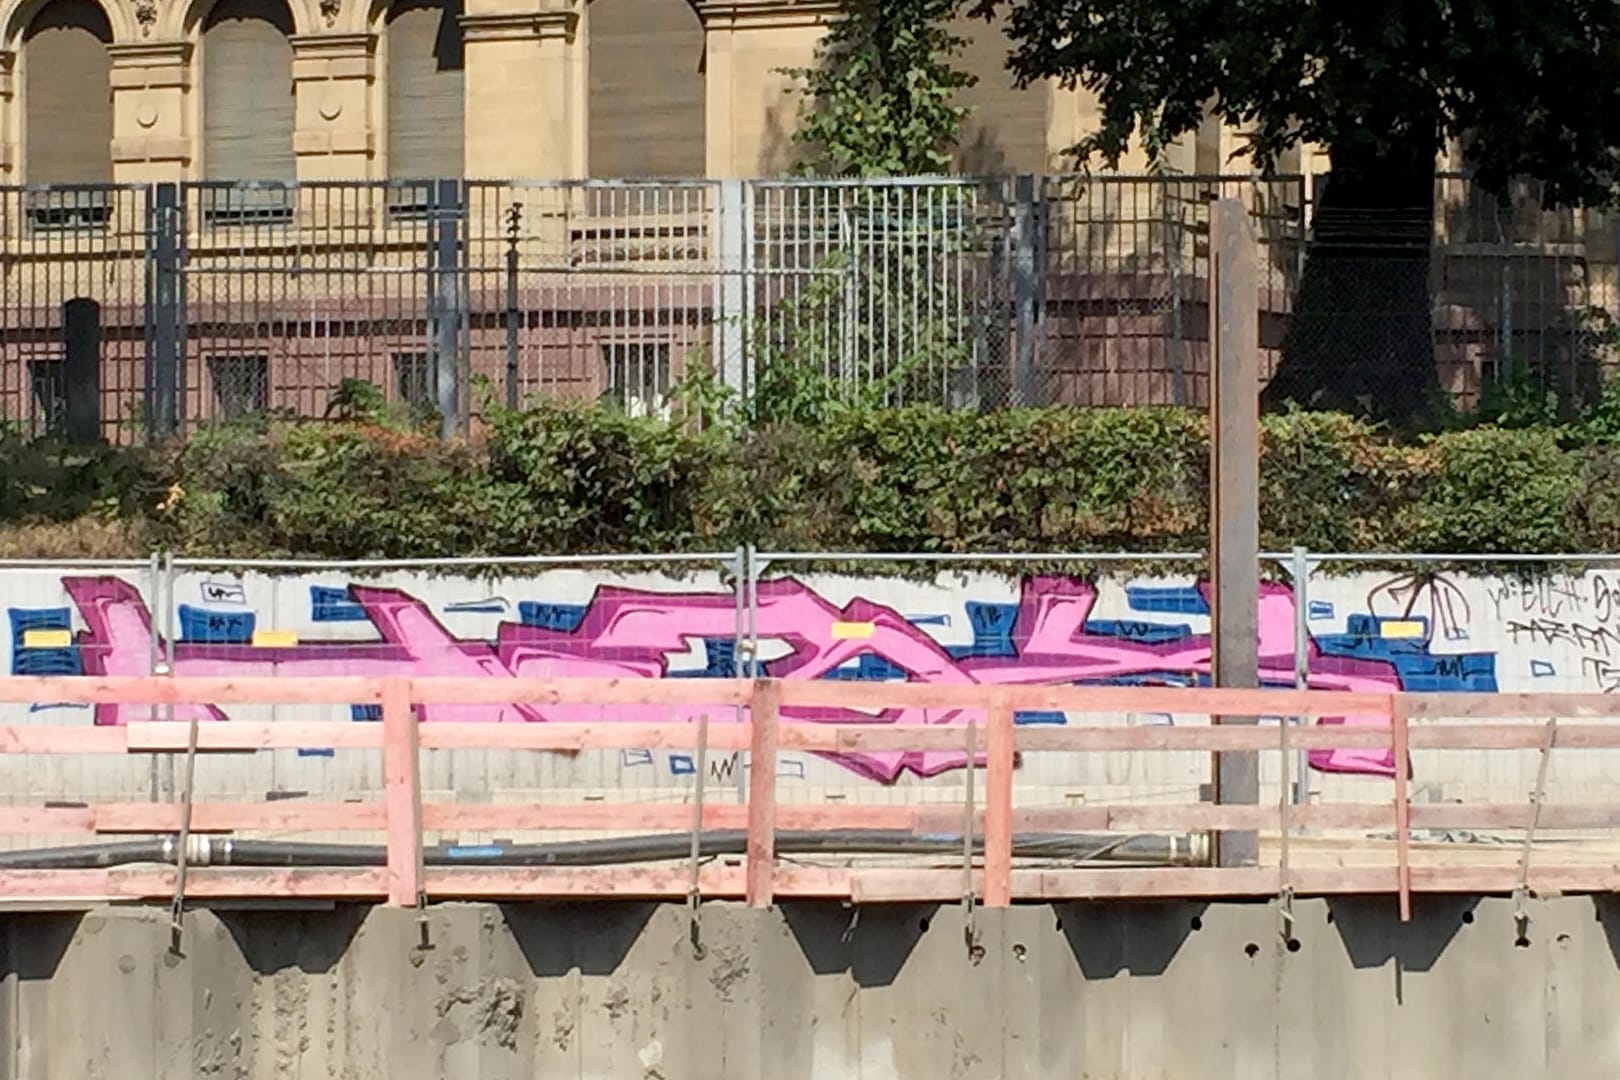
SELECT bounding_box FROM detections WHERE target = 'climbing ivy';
[784,0,977,177]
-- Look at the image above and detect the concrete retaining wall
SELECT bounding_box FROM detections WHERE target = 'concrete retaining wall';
[1,896,1617,1079]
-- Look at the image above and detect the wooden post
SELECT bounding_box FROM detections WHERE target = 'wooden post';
[984,692,1015,907]
[745,679,779,907]
[1391,695,1411,921]
[382,677,422,907]
[1209,196,1261,868]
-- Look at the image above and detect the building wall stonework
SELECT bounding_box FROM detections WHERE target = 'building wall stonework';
[0,0,1258,183]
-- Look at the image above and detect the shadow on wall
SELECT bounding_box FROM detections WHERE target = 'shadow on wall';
[0,912,83,984]
[757,96,811,176]
[955,128,1013,176]
[781,901,941,986]
[1592,895,1620,966]
[1324,894,1480,986]
[1055,900,1210,978]
[502,901,661,977]
[217,904,368,976]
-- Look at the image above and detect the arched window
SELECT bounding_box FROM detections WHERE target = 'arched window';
[23,0,113,190]
[202,0,295,193]
[588,0,703,178]
[386,0,464,181]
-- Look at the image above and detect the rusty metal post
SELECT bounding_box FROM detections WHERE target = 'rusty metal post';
[1209,197,1260,868]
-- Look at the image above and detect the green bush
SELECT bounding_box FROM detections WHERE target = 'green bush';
[1396,426,1581,554]
[155,418,497,559]
[4,398,1619,561]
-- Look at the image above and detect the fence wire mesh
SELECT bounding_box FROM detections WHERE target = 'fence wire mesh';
[3,174,1620,441]
[1037,174,1307,407]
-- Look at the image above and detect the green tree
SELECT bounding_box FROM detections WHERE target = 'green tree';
[972,0,1620,425]
[786,0,978,176]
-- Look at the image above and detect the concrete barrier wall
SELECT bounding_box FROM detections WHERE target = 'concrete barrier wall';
[1,896,1617,1079]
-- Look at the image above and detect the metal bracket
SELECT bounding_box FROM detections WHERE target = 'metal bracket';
[165,659,197,958]
[1277,701,1297,947]
[1514,718,1557,943]
[688,712,711,960]
[1278,886,1296,946]
[416,905,434,952]
[962,720,981,962]
[841,903,860,945]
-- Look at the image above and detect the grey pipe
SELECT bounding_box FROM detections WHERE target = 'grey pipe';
[0,831,1209,871]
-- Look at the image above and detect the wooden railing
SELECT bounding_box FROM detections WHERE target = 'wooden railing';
[0,676,1618,912]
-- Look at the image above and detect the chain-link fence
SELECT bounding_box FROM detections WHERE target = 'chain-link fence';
[1038,175,1308,407]
[2,173,1617,437]
[1270,173,1620,418]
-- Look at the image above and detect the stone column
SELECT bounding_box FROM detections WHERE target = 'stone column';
[107,42,192,182]
[461,0,585,178]
[290,33,376,179]
[691,0,837,178]
[0,51,13,182]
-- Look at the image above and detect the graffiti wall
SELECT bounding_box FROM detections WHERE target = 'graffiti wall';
[1,564,1616,811]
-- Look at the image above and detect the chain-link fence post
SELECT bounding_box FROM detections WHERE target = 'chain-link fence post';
[145,551,163,801]
[504,201,523,411]
[714,180,748,398]
[1011,173,1041,405]
[158,550,177,801]
[145,182,182,441]
[1291,545,1311,806]
[429,179,464,439]
[740,544,766,805]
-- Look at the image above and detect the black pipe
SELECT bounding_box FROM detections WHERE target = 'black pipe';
[0,839,170,870]
[0,831,1204,871]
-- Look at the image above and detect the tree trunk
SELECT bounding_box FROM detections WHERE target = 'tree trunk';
[1263,145,1441,426]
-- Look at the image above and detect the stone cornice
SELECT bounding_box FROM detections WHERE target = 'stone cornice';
[688,0,840,30]
[289,32,376,55]
[459,9,577,43]
[107,40,192,65]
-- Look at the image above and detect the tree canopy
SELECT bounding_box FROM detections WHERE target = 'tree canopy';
[972,0,1620,423]
[971,0,1620,201]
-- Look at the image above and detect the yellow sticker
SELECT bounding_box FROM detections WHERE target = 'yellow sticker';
[831,621,876,640]
[1380,620,1425,640]
[251,629,300,648]
[21,629,71,649]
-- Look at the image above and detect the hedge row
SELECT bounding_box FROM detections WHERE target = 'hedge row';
[1,404,1615,562]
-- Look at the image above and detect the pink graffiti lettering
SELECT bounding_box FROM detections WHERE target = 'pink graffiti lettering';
[60,576,1399,782]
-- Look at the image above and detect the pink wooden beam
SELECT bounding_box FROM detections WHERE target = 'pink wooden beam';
[983,692,1015,908]
[125,721,382,752]
[409,677,752,707]
[93,802,386,833]
[0,676,381,706]
[425,865,747,900]
[746,679,779,908]
[0,728,128,754]
[776,681,1393,717]
[1392,695,1412,922]
[108,868,389,900]
[1404,692,1620,718]
[381,677,422,908]
[417,722,749,752]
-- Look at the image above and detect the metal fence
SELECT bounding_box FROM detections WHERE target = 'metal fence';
[2,173,1616,441]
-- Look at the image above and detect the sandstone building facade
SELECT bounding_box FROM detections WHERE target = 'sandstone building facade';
[0,0,1292,185]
